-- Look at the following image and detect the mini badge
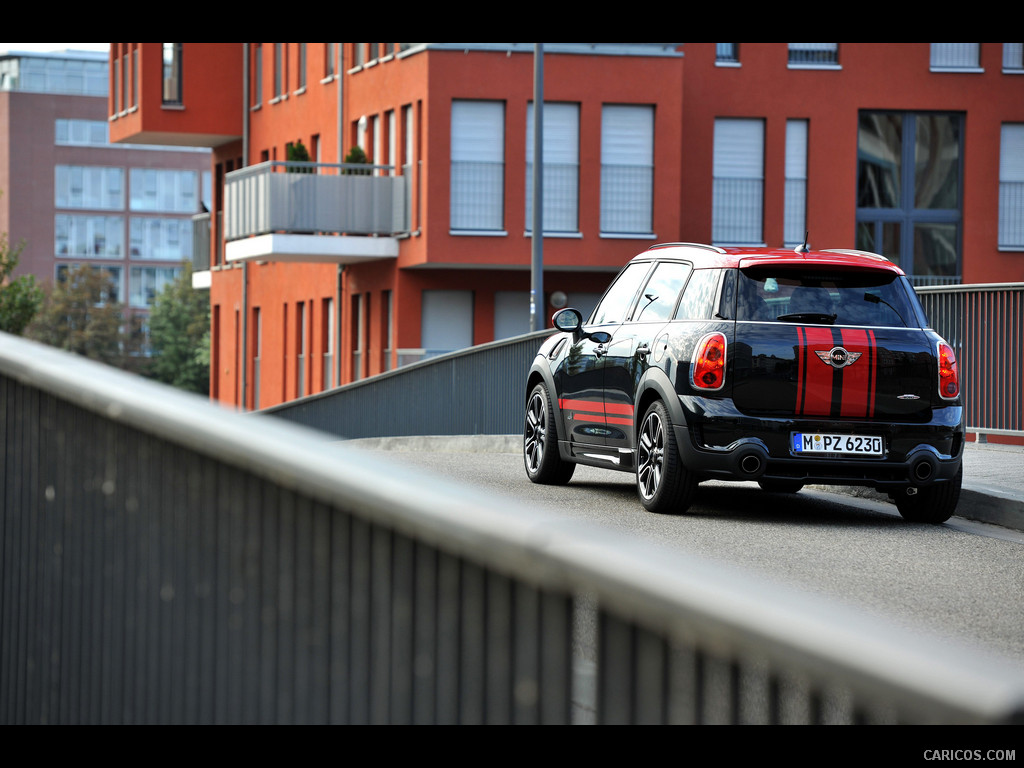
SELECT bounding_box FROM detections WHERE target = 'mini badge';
[815,346,862,369]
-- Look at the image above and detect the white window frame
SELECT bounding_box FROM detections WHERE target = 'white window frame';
[600,104,655,237]
[787,43,839,69]
[999,124,1024,250]
[450,100,506,234]
[526,101,580,235]
[784,119,808,247]
[930,43,982,72]
[712,118,764,246]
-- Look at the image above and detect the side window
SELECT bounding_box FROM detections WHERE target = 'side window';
[633,261,692,322]
[589,261,652,326]
[675,269,722,320]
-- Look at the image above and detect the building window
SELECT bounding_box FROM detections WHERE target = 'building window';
[296,301,306,397]
[450,100,505,232]
[55,118,108,146]
[526,101,580,234]
[788,43,838,67]
[351,293,364,381]
[716,44,739,65]
[600,104,654,236]
[324,43,336,78]
[273,43,283,99]
[55,165,124,210]
[712,118,764,245]
[856,111,963,284]
[252,307,261,410]
[999,124,1024,250]
[162,43,182,105]
[1004,44,1024,72]
[8,55,107,96]
[784,119,808,247]
[113,57,120,113]
[122,49,130,110]
[382,290,393,372]
[297,43,307,91]
[354,43,365,68]
[422,290,473,359]
[251,44,262,107]
[930,43,981,71]
[129,169,199,213]
[57,263,123,304]
[129,217,193,260]
[130,265,181,308]
[55,214,123,258]
[323,297,335,388]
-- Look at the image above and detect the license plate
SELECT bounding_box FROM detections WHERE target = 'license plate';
[792,433,883,456]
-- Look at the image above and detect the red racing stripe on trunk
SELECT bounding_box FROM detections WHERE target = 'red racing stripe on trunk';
[839,328,877,418]
[798,326,835,416]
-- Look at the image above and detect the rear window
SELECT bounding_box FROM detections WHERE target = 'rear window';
[736,267,920,328]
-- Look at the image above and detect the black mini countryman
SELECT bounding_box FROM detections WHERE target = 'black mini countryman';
[523,243,964,524]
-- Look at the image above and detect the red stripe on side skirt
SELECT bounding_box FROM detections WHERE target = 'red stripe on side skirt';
[558,398,635,423]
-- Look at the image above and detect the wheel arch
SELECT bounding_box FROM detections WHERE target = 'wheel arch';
[635,366,685,434]
[526,361,569,444]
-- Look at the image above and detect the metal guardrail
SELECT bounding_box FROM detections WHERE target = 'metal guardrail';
[3,331,1024,724]
[918,283,1024,437]
[270,284,1024,441]
[265,330,552,438]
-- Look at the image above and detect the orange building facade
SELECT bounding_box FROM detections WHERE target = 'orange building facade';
[107,43,1024,410]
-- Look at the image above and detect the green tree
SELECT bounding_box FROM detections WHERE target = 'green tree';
[26,264,127,367]
[0,218,44,336]
[146,261,210,395]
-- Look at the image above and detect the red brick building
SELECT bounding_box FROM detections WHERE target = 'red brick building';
[107,43,1024,410]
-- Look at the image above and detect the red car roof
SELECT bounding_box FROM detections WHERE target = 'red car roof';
[642,243,906,275]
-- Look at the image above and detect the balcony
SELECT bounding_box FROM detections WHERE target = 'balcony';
[222,161,411,265]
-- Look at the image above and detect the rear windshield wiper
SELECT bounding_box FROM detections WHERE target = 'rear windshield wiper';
[776,312,838,325]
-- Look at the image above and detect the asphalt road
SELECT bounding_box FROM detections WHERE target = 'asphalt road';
[354,443,1024,673]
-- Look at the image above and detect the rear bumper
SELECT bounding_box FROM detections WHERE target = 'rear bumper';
[675,403,964,491]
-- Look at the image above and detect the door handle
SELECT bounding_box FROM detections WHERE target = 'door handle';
[595,344,606,357]
[636,343,651,358]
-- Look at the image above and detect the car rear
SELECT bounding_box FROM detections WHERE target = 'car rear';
[680,252,964,508]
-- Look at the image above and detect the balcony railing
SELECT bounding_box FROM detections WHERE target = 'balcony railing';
[191,211,211,271]
[224,161,410,242]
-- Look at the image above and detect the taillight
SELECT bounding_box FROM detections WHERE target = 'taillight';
[937,341,959,400]
[692,332,727,391]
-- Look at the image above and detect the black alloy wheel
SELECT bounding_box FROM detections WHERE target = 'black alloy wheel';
[524,383,575,485]
[636,400,696,514]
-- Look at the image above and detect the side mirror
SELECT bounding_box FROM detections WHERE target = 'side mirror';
[552,308,583,333]
[552,308,611,344]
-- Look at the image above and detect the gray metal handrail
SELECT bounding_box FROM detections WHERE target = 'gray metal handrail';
[918,282,1024,437]
[3,330,1024,724]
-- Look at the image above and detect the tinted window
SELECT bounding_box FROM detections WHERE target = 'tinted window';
[737,267,919,327]
[675,269,721,320]
[589,261,652,326]
[632,262,692,322]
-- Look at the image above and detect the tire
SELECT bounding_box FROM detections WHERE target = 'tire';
[757,479,804,494]
[636,400,697,514]
[894,465,962,524]
[524,383,575,485]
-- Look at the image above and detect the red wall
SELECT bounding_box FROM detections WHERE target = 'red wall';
[680,43,1024,284]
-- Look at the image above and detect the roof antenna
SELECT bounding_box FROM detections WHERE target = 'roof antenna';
[795,231,810,254]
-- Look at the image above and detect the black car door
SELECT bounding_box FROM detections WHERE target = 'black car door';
[602,261,693,452]
[556,260,653,448]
